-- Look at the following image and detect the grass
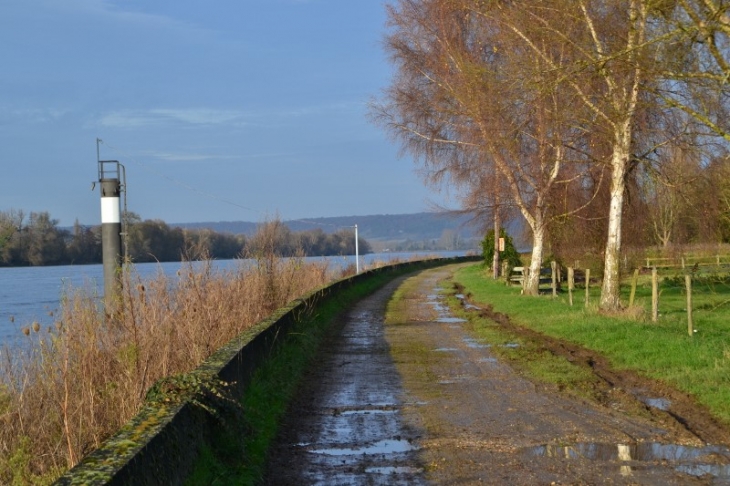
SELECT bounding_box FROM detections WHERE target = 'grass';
[452,264,730,426]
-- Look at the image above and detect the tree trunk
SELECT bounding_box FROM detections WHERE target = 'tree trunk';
[492,207,500,279]
[600,144,629,311]
[525,220,545,296]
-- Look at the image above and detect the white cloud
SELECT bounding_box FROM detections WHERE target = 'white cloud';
[98,102,362,129]
[98,108,250,128]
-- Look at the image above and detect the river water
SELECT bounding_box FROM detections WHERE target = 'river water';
[0,251,470,350]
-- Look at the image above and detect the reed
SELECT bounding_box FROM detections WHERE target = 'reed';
[0,251,337,485]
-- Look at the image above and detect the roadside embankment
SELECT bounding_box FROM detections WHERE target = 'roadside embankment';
[54,255,479,485]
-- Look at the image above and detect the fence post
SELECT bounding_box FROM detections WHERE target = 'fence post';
[521,267,526,292]
[585,268,590,307]
[568,267,574,306]
[685,274,693,337]
[652,267,659,322]
[629,268,639,307]
[551,261,557,297]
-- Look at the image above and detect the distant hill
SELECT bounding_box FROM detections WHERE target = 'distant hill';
[174,212,486,251]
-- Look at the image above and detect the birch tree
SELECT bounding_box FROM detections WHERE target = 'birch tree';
[473,0,661,310]
[374,0,596,295]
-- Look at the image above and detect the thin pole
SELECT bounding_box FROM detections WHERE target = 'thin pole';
[685,274,693,336]
[355,224,359,274]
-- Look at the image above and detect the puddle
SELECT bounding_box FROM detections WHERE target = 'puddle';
[436,317,468,323]
[525,442,730,480]
[632,389,672,411]
[478,357,498,363]
[365,466,424,474]
[339,409,398,416]
[434,347,458,352]
[642,397,671,411]
[677,463,730,478]
[463,338,490,349]
[308,439,419,456]
[502,343,520,348]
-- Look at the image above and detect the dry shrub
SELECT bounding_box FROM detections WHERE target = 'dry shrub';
[0,253,333,484]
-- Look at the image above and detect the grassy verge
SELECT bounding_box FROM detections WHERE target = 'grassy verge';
[185,268,415,485]
[452,264,730,426]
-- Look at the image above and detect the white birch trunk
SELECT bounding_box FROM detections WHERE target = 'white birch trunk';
[600,134,631,310]
[525,215,546,296]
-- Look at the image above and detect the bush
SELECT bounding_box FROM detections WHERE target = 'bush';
[481,229,522,269]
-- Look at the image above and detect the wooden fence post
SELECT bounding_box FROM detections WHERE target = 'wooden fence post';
[685,274,694,337]
[652,267,659,322]
[551,261,557,297]
[522,267,529,293]
[568,267,574,306]
[629,268,639,307]
[585,268,590,307]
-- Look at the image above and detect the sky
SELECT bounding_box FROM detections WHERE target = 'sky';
[0,0,452,226]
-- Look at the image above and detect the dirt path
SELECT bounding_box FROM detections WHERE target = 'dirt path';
[264,265,730,485]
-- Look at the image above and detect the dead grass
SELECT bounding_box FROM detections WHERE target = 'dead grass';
[0,251,338,484]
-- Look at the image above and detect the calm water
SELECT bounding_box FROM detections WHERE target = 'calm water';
[0,251,468,349]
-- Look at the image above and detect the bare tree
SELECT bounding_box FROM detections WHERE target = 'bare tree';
[473,0,671,310]
[373,0,597,295]
[654,0,730,141]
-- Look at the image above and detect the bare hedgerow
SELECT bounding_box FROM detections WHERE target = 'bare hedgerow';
[0,254,334,484]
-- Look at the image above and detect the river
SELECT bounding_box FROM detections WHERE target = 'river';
[0,251,471,350]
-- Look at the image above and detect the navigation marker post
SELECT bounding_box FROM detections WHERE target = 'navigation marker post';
[97,140,127,307]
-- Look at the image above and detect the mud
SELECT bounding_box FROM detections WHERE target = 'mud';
[264,265,730,485]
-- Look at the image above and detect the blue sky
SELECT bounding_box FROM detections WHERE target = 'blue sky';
[0,0,450,226]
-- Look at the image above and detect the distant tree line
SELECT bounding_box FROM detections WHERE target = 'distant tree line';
[0,210,371,267]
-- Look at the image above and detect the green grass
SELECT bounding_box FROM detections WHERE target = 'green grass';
[453,264,730,425]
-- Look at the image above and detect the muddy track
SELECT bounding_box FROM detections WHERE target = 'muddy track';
[264,265,730,485]
[454,282,730,448]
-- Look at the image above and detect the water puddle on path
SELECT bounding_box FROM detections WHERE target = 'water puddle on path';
[338,408,398,416]
[308,439,419,457]
[365,466,424,475]
[463,337,490,349]
[524,442,730,481]
[455,292,482,310]
[437,316,468,323]
[642,397,672,411]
